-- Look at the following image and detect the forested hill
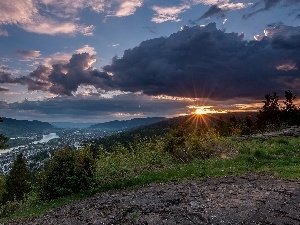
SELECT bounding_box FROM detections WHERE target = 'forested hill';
[89,117,165,130]
[90,115,189,150]
[0,117,55,137]
[90,112,257,151]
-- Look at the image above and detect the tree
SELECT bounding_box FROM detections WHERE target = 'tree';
[39,147,95,200]
[257,92,281,130]
[282,90,300,125]
[4,153,31,202]
[283,90,297,112]
[0,117,8,149]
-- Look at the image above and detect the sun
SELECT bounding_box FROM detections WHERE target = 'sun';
[189,105,227,115]
[195,108,208,115]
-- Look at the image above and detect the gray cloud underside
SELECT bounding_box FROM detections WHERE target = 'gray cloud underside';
[0,53,114,96]
[0,94,191,122]
[1,23,300,101]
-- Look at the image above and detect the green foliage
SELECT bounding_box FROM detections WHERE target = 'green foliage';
[39,147,96,200]
[0,199,23,218]
[0,177,6,204]
[163,125,235,162]
[257,90,300,130]
[4,153,31,202]
[1,135,300,222]
[0,134,8,149]
[95,137,174,185]
[0,117,8,149]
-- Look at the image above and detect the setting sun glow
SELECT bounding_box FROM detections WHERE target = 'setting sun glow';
[195,108,208,115]
[189,106,227,115]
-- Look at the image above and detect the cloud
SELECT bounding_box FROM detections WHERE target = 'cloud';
[75,45,97,55]
[40,0,106,15]
[15,50,41,59]
[0,86,9,92]
[80,25,95,36]
[114,0,143,17]
[2,93,192,122]
[0,1,80,35]
[0,0,145,35]
[2,23,300,102]
[0,29,8,36]
[0,53,113,96]
[0,0,37,25]
[151,4,190,23]
[103,23,300,100]
[143,26,157,33]
[21,18,78,35]
[243,0,300,19]
[189,1,251,24]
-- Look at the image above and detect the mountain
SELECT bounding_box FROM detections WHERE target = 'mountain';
[89,117,165,130]
[0,117,55,137]
[50,122,95,129]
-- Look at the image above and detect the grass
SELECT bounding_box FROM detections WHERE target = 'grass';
[1,135,300,223]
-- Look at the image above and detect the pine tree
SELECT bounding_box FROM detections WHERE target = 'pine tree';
[4,153,31,202]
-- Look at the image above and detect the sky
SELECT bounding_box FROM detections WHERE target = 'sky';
[0,0,300,122]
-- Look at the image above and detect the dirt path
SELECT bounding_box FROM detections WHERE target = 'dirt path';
[3,174,300,225]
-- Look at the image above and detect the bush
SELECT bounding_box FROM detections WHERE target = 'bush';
[0,199,23,218]
[95,137,174,185]
[164,126,235,162]
[39,147,95,200]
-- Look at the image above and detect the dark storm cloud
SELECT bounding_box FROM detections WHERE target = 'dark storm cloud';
[0,53,114,96]
[189,5,224,24]
[1,24,300,101]
[103,23,300,100]
[244,0,300,19]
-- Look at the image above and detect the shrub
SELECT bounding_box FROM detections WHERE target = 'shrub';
[95,137,174,185]
[164,126,234,162]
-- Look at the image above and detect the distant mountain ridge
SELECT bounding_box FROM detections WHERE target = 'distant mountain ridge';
[50,122,95,129]
[89,117,166,130]
[0,117,55,137]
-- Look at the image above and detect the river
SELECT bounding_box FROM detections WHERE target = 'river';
[0,133,59,154]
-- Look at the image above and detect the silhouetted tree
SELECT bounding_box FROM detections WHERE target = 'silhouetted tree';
[257,92,281,130]
[4,153,31,202]
[282,90,300,125]
[283,90,297,112]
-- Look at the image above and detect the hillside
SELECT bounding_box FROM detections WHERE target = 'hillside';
[0,118,55,137]
[89,117,165,130]
[91,112,256,151]
[90,115,188,150]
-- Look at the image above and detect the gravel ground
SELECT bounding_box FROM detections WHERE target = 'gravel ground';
[3,174,300,225]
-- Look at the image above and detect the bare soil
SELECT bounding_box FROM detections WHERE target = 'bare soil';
[3,174,300,225]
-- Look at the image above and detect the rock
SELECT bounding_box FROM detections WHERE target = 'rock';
[3,174,300,225]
